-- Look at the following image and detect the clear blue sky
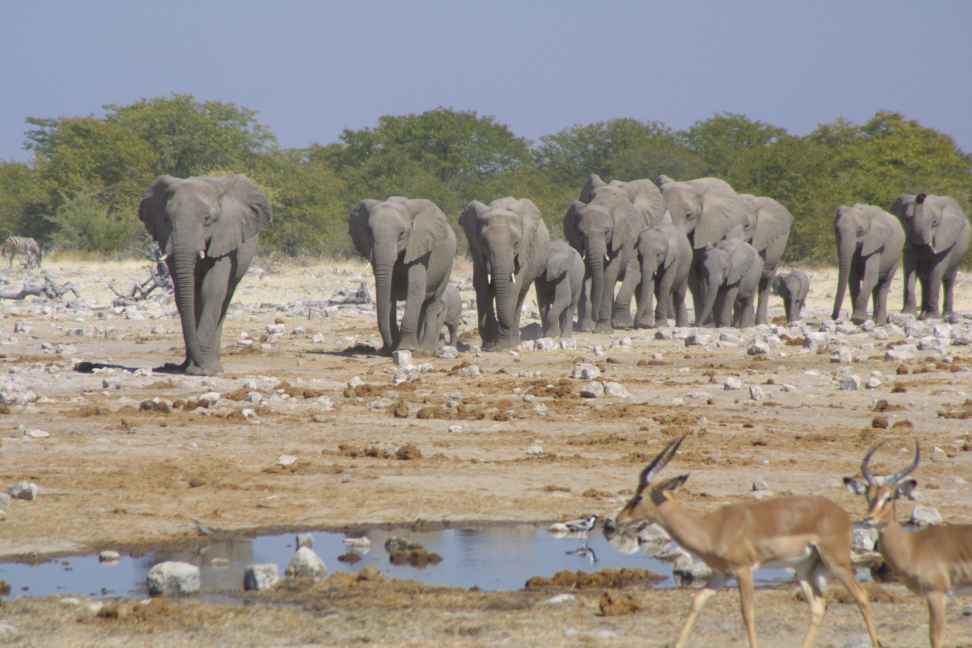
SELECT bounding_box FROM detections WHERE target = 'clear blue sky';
[3,1,971,161]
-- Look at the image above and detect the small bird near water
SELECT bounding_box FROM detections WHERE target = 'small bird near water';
[565,514,598,534]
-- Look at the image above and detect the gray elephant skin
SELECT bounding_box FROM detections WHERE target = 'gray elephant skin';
[832,204,905,325]
[771,271,810,323]
[349,196,456,354]
[460,197,550,350]
[891,193,971,320]
[536,239,584,338]
[138,174,272,376]
[658,176,791,326]
[442,283,462,347]
[697,238,764,328]
[634,220,692,327]
[566,175,658,333]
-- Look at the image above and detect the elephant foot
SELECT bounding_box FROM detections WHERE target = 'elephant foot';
[850,313,869,325]
[900,305,917,315]
[918,310,940,321]
[594,321,613,334]
[612,319,633,330]
[635,318,655,329]
[185,361,223,377]
[397,337,419,352]
[577,319,595,333]
[155,359,190,374]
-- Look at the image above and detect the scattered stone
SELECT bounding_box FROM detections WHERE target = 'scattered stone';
[865,376,882,389]
[838,375,862,391]
[885,345,916,362]
[685,333,712,347]
[147,561,201,596]
[24,429,50,439]
[559,338,577,350]
[752,480,769,492]
[591,344,606,358]
[673,554,712,583]
[852,526,879,553]
[535,337,557,352]
[458,364,481,378]
[392,368,418,385]
[296,533,314,549]
[517,340,537,352]
[749,385,764,401]
[392,349,413,367]
[244,564,280,591]
[99,550,121,563]
[286,546,327,579]
[435,346,458,359]
[526,443,544,457]
[544,593,577,605]
[7,481,38,501]
[395,444,422,460]
[603,382,630,398]
[198,391,221,405]
[447,424,463,433]
[831,347,854,364]
[347,376,363,389]
[580,381,605,398]
[571,363,600,380]
[747,341,770,356]
[277,455,298,467]
[723,376,744,391]
[910,506,942,527]
[871,416,889,429]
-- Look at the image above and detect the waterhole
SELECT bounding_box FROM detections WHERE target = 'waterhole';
[0,524,798,600]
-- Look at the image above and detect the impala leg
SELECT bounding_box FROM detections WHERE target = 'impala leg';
[822,560,880,647]
[926,591,945,648]
[674,575,724,648]
[797,575,826,648]
[736,568,758,648]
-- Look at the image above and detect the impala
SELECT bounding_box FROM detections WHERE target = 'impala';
[612,436,880,648]
[844,442,972,648]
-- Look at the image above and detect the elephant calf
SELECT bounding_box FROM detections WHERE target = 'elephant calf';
[536,240,584,338]
[138,174,272,376]
[697,238,764,328]
[635,222,692,328]
[771,271,810,323]
[442,283,463,347]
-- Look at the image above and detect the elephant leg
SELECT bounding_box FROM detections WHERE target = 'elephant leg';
[688,259,705,325]
[577,273,594,332]
[472,266,497,348]
[398,263,428,351]
[852,255,879,324]
[755,274,771,325]
[739,293,756,328]
[673,282,689,328]
[873,265,897,326]
[187,255,234,376]
[417,297,445,352]
[594,257,621,334]
[549,280,573,338]
[919,263,945,320]
[901,247,917,313]
[717,287,736,328]
[656,268,678,325]
[942,269,957,318]
[635,273,655,328]
[612,258,639,330]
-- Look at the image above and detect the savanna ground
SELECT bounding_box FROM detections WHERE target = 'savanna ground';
[1,257,971,647]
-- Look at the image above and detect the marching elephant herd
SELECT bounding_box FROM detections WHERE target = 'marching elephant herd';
[133,172,971,372]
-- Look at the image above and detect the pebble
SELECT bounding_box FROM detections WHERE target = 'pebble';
[447,425,463,433]
[347,376,364,389]
[603,382,630,398]
[99,550,121,563]
[580,382,605,398]
[244,564,280,591]
[838,375,862,391]
[296,533,314,549]
[24,429,50,439]
[147,561,201,596]
[910,506,943,527]
[459,365,481,378]
[591,344,606,358]
[544,593,577,605]
[286,546,327,579]
[571,363,600,380]
[747,341,769,356]
[684,333,712,347]
[277,455,298,467]
[723,376,744,391]
[526,443,544,457]
[435,346,458,359]
[7,481,39,500]
[559,338,577,350]
[392,349,413,368]
[885,345,916,361]
[749,385,764,401]
[393,368,418,384]
[752,480,769,492]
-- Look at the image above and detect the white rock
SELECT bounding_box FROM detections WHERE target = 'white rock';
[447,425,463,433]
[435,345,458,359]
[723,376,744,391]
[851,526,879,553]
[571,363,600,380]
[910,506,943,527]
[535,337,557,352]
[673,554,712,582]
[591,344,606,358]
[286,546,327,579]
[885,345,916,361]
[831,347,854,364]
[99,550,121,563]
[747,341,770,356]
[603,382,630,398]
[526,443,544,457]
[147,561,201,596]
[459,364,481,378]
[347,376,363,388]
[558,337,577,350]
[392,349,413,367]
[198,391,221,404]
[580,382,605,398]
[838,375,862,391]
[685,333,712,347]
[265,323,286,336]
[393,368,418,384]
[7,481,39,500]
[749,385,765,401]
[244,564,280,591]
[544,593,577,605]
[25,429,50,439]
[865,377,882,389]
[277,455,298,467]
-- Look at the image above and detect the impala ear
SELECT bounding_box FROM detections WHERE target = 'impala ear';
[660,474,689,492]
[843,477,867,495]
[895,479,918,500]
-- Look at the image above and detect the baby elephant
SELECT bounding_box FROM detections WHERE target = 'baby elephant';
[536,240,584,337]
[442,283,463,347]
[771,271,810,323]
[697,238,764,328]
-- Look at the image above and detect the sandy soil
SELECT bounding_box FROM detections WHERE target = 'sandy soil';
[0,258,970,647]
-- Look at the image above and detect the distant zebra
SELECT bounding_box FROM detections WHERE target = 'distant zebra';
[1,236,42,269]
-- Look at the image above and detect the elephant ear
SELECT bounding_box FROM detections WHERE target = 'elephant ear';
[727,243,755,286]
[207,175,273,258]
[861,217,891,257]
[751,199,793,252]
[695,193,744,250]
[891,195,915,221]
[514,199,547,275]
[797,272,811,299]
[579,174,606,203]
[545,246,571,282]
[660,234,678,270]
[460,201,490,252]
[138,175,179,255]
[932,198,969,254]
[404,200,448,264]
[349,199,380,261]
[563,201,586,253]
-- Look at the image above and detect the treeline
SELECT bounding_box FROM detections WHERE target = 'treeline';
[1,95,970,262]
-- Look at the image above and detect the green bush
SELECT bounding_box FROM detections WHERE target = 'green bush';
[45,192,139,255]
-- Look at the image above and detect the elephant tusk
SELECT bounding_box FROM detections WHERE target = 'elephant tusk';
[198,250,206,260]
[158,253,169,262]
[510,273,516,284]
[604,254,610,263]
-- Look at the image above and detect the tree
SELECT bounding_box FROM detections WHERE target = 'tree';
[682,113,787,178]
[0,163,47,241]
[105,95,277,178]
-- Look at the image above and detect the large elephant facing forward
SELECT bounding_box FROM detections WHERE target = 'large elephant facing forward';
[461,197,549,350]
[349,197,456,354]
[832,204,905,325]
[634,220,692,328]
[891,193,971,320]
[566,176,651,332]
[139,174,272,376]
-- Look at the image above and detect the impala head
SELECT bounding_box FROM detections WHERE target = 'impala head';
[843,441,920,528]
[612,436,690,529]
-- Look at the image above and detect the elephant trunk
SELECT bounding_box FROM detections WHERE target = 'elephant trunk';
[587,237,607,323]
[491,262,518,347]
[373,241,398,352]
[832,232,855,320]
[697,273,719,326]
[173,246,202,367]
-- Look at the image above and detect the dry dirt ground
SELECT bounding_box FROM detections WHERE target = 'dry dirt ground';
[1,258,971,647]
